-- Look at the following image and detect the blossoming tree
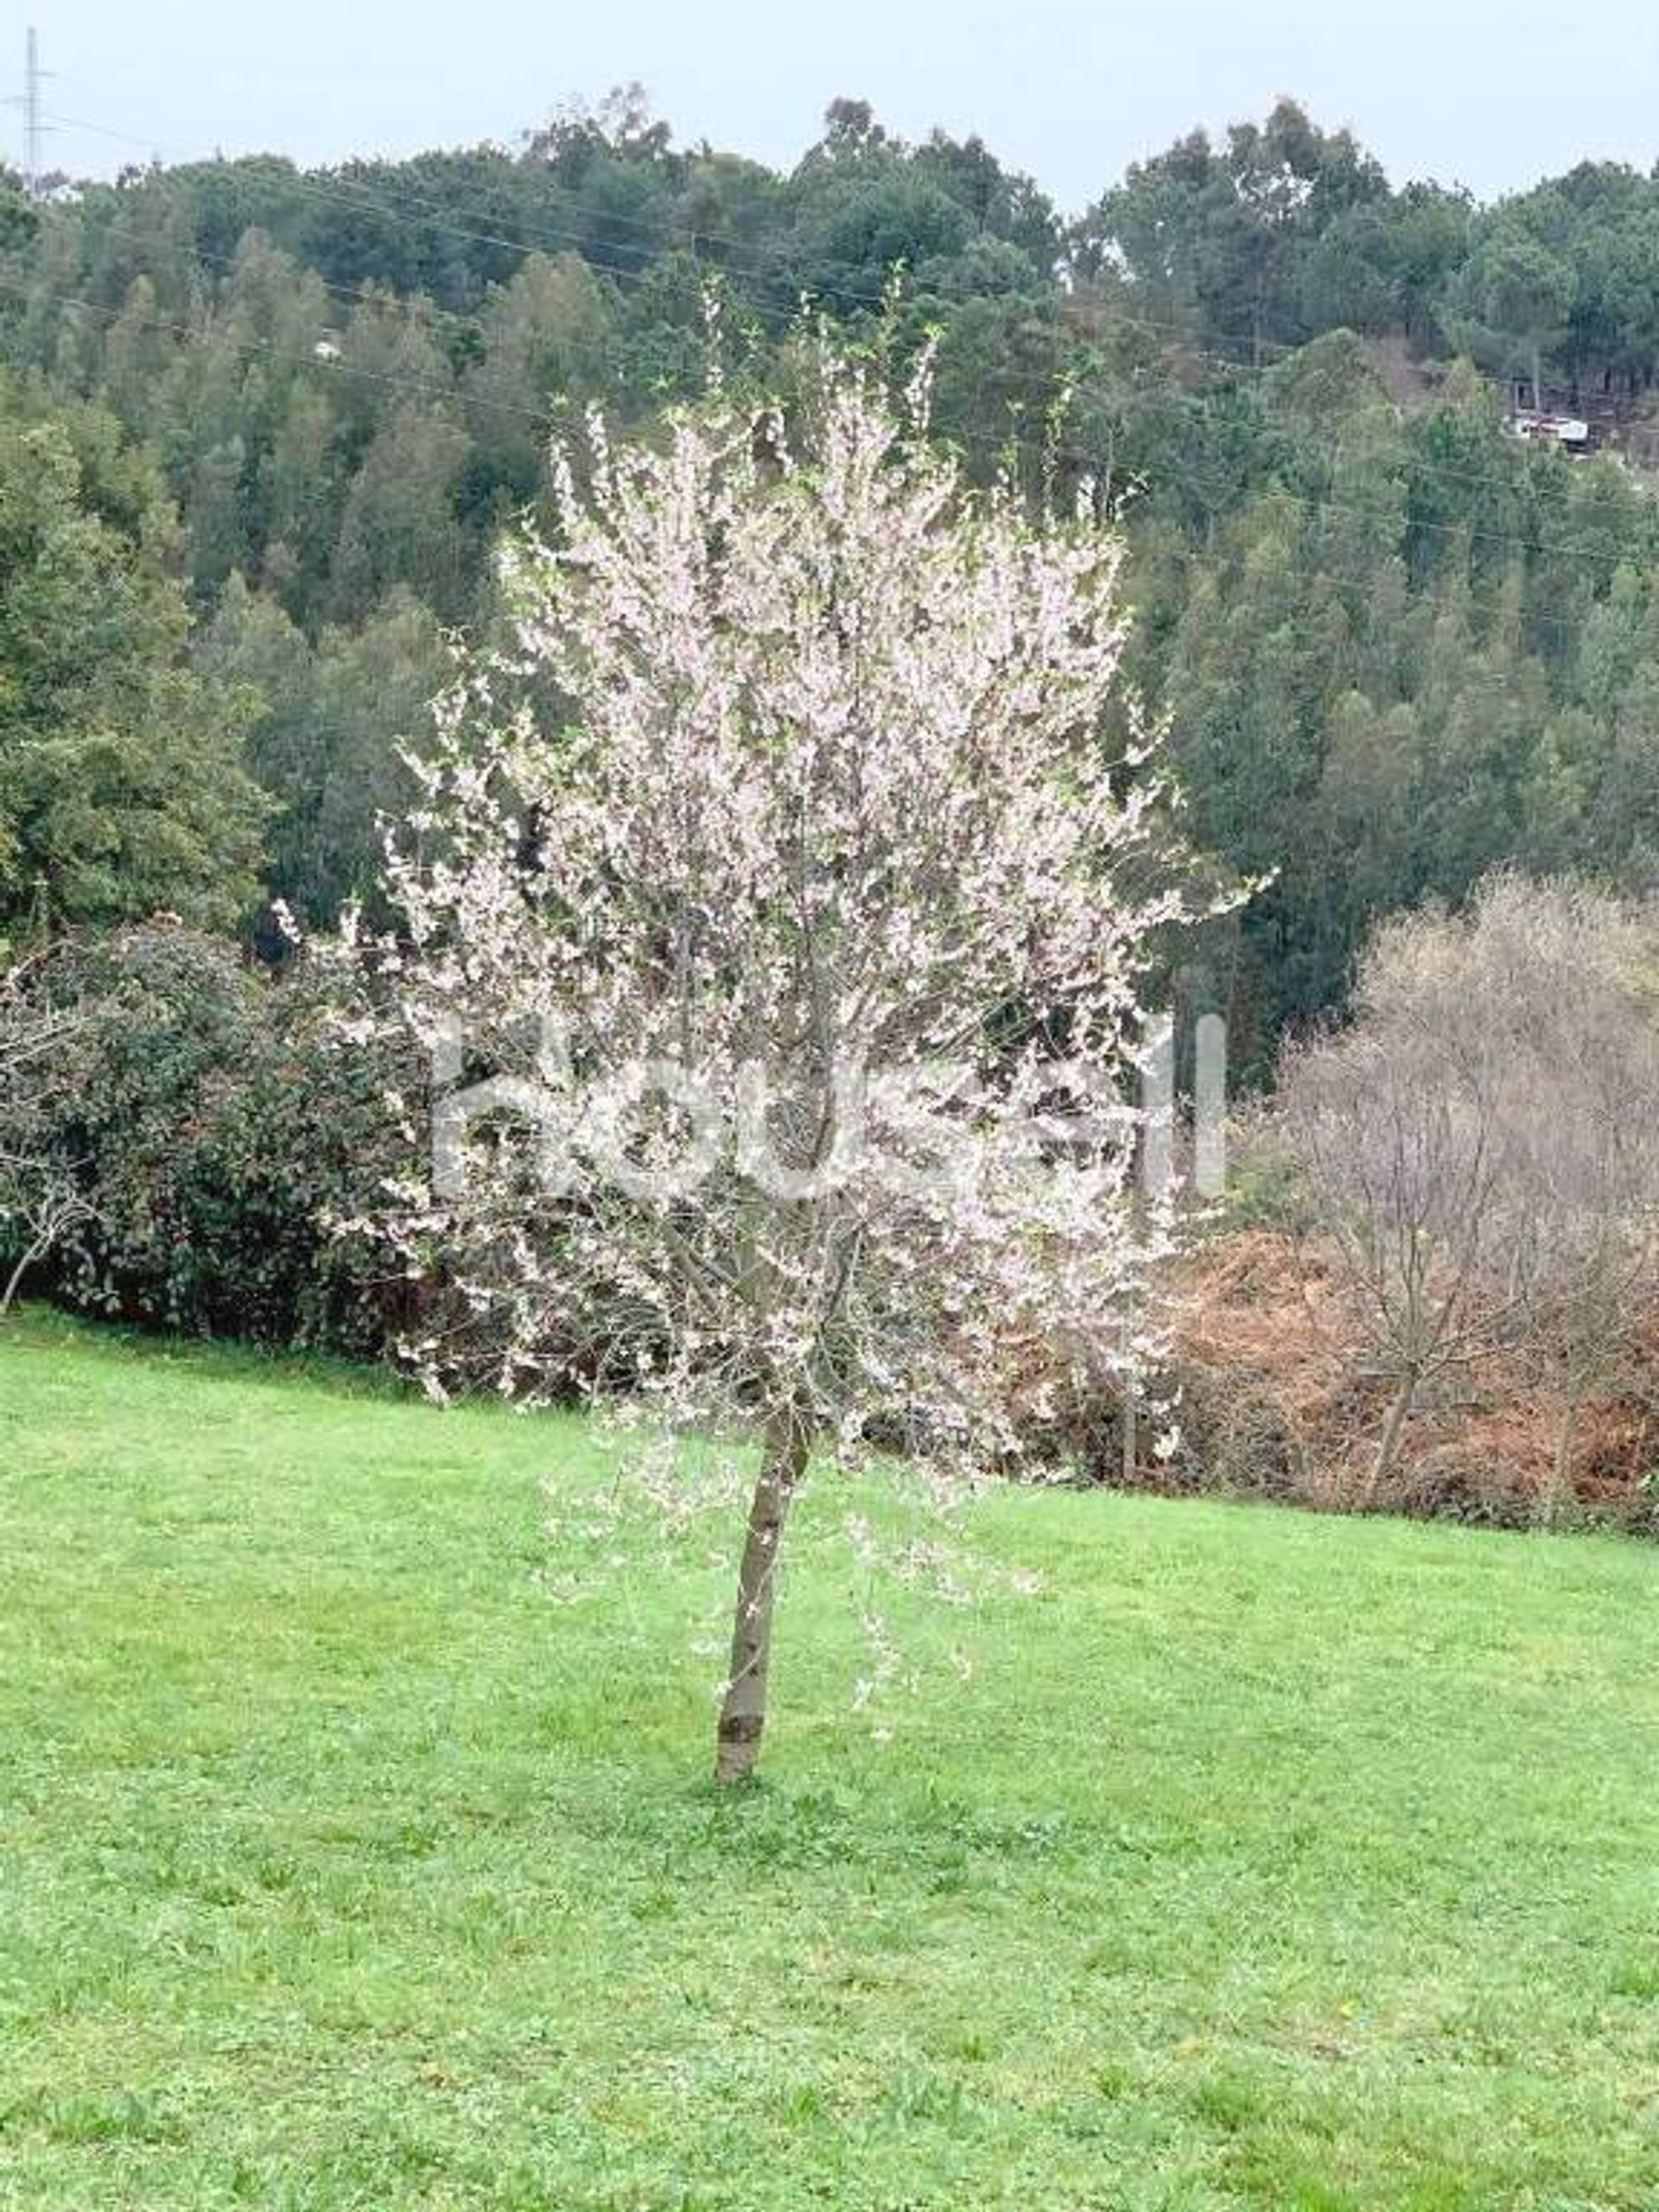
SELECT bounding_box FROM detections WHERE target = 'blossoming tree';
[377,340,1198,1782]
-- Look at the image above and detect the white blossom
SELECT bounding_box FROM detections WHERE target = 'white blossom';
[359,331,1217,1775]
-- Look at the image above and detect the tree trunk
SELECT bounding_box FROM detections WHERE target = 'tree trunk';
[715,1403,810,1786]
[1121,1382,1137,1485]
[1545,1390,1580,1529]
[1363,1372,1417,1505]
[0,1236,43,1319]
[1119,1293,1138,1485]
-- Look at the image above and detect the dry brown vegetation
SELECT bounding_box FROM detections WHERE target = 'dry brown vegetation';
[1163,1227,1659,1532]
[1010,1222,1659,1531]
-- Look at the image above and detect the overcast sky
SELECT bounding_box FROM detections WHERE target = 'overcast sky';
[13,0,1658,212]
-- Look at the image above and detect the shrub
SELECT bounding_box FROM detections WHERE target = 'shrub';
[1,924,405,1349]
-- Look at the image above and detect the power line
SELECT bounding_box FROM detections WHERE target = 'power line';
[23,29,41,197]
[8,26,51,198]
[0,268,556,427]
[39,99,1305,376]
[35,88,1659,496]
[0,105,1652,612]
[74,200,1277,428]
[19,210,1652,539]
[12,140,1623,524]
[4,260,1649,615]
[35,95,1659,524]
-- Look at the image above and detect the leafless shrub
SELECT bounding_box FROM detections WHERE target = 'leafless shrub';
[1278,875,1659,1516]
[1280,1011,1521,1501]
[1459,878,1659,1519]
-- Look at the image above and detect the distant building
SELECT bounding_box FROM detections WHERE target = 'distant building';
[1510,408,1592,455]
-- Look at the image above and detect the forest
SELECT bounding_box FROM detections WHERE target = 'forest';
[3,92,1659,1057]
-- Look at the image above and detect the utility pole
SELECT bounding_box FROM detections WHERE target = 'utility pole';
[22,28,46,199]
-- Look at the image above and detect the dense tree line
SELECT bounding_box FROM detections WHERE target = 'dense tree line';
[3,94,1659,1064]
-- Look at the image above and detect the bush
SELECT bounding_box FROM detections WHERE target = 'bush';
[1,925,407,1350]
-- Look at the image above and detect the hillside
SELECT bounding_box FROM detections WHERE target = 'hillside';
[7,99,1659,1059]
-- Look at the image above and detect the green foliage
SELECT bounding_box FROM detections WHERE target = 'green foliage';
[4,925,402,1345]
[0,381,264,933]
[1072,99,1390,359]
[6,98,1659,1059]
[1131,343,1659,1064]
[1443,224,1576,399]
[199,577,448,926]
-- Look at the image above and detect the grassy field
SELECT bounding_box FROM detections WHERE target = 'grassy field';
[2,1313,1657,2210]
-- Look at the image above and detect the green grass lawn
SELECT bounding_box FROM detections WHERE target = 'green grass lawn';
[2,1313,1658,2211]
